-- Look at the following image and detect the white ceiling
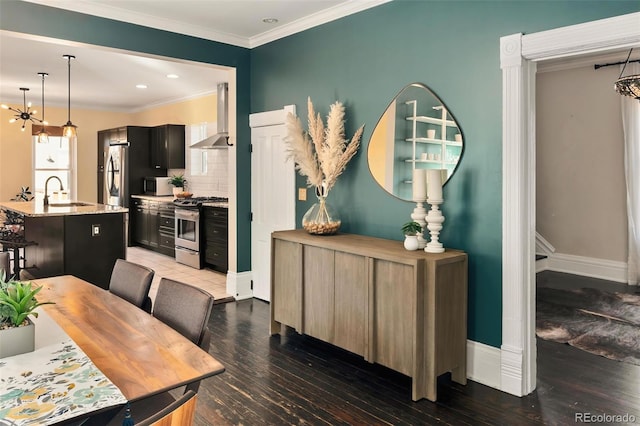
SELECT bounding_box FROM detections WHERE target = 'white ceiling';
[1,0,389,112]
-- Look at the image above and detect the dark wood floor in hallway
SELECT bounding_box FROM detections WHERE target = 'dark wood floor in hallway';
[196,292,640,425]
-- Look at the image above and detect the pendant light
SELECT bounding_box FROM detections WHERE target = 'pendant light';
[62,54,77,138]
[614,49,640,100]
[36,72,49,144]
[1,87,41,131]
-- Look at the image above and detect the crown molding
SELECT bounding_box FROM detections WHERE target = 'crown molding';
[249,0,392,48]
[21,0,251,47]
[21,0,391,49]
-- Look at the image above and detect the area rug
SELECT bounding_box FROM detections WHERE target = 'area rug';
[536,287,640,366]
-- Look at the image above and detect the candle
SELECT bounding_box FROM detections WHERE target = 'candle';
[426,169,443,200]
[412,169,427,201]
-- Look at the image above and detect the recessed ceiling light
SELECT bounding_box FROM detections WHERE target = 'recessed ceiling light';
[136,84,147,89]
[262,18,278,24]
[167,74,179,79]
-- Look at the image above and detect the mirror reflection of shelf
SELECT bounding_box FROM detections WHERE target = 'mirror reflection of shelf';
[403,100,462,182]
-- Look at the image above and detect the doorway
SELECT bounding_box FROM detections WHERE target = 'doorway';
[500,12,640,396]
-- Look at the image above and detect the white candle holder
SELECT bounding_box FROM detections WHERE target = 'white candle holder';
[411,202,428,249]
[424,198,445,253]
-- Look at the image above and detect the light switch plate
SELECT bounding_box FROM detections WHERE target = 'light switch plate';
[298,188,307,201]
[92,224,100,236]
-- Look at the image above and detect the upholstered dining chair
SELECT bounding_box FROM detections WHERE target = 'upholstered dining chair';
[19,269,36,281]
[0,252,10,281]
[99,279,213,426]
[152,277,214,351]
[136,390,197,426]
[108,259,155,313]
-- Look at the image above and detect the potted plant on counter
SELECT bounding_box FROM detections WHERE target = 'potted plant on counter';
[402,221,422,251]
[169,174,187,196]
[0,275,54,358]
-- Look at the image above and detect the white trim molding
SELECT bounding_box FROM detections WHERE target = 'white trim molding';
[467,340,501,390]
[227,270,253,301]
[501,12,640,397]
[535,232,555,256]
[542,253,628,283]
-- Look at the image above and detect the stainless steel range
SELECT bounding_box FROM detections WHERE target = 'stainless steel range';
[174,197,228,269]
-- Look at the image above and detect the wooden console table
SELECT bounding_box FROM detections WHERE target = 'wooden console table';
[270,229,468,402]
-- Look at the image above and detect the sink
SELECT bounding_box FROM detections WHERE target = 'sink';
[47,202,93,207]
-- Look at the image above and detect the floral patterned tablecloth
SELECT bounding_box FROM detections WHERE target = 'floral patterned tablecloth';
[0,338,127,425]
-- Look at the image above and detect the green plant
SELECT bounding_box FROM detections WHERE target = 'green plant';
[169,174,187,187]
[13,186,33,202]
[402,221,422,236]
[0,279,54,328]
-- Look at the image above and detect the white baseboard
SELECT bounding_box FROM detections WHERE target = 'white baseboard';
[226,270,253,300]
[539,252,627,283]
[535,257,549,273]
[467,340,501,391]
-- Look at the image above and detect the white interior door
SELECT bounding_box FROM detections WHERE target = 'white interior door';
[250,105,296,301]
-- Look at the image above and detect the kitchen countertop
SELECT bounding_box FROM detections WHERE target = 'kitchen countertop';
[131,194,229,209]
[0,201,128,217]
[131,195,175,202]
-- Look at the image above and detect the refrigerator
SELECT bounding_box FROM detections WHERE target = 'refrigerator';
[98,126,165,245]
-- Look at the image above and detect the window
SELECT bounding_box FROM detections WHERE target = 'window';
[32,126,76,201]
[187,122,211,176]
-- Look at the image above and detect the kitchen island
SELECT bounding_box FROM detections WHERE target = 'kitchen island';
[0,201,127,288]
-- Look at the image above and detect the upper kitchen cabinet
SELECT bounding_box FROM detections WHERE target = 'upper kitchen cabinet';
[151,124,186,169]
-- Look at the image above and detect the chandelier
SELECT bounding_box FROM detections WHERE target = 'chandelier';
[1,87,44,131]
[614,49,640,100]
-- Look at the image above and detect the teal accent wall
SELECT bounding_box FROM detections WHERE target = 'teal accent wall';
[0,1,253,272]
[249,1,639,347]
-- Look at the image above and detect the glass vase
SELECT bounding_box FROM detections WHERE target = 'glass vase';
[302,194,341,235]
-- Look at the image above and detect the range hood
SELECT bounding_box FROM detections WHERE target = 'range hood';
[190,82,231,149]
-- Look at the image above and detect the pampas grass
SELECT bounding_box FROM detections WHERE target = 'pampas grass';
[285,97,364,192]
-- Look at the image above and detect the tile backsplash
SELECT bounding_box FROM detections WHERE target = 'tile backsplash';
[169,149,228,197]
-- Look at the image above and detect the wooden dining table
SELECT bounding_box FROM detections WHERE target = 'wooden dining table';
[35,275,225,402]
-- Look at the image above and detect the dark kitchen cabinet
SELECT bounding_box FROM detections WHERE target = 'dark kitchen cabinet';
[24,212,126,289]
[132,197,174,256]
[97,130,110,204]
[158,202,175,257]
[151,124,185,169]
[204,206,228,273]
[97,125,155,206]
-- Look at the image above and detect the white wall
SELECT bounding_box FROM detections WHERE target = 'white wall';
[536,65,626,262]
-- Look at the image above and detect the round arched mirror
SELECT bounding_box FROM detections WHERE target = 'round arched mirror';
[368,83,464,201]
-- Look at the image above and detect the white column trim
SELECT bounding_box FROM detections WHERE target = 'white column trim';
[501,12,640,397]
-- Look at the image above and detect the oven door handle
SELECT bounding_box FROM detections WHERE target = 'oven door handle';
[175,209,200,220]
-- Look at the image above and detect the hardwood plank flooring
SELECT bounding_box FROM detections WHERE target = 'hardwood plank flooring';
[195,284,640,425]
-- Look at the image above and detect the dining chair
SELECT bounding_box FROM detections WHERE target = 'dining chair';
[19,268,36,281]
[0,252,10,281]
[153,277,214,392]
[89,390,197,426]
[108,259,155,313]
[136,390,197,426]
[100,279,213,426]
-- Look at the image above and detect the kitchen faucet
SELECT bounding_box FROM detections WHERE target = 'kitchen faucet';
[44,176,64,206]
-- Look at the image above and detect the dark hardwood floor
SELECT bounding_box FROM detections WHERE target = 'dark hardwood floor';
[195,274,640,425]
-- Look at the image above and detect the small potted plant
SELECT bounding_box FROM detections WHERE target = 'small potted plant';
[0,276,54,357]
[169,174,187,196]
[402,221,422,251]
